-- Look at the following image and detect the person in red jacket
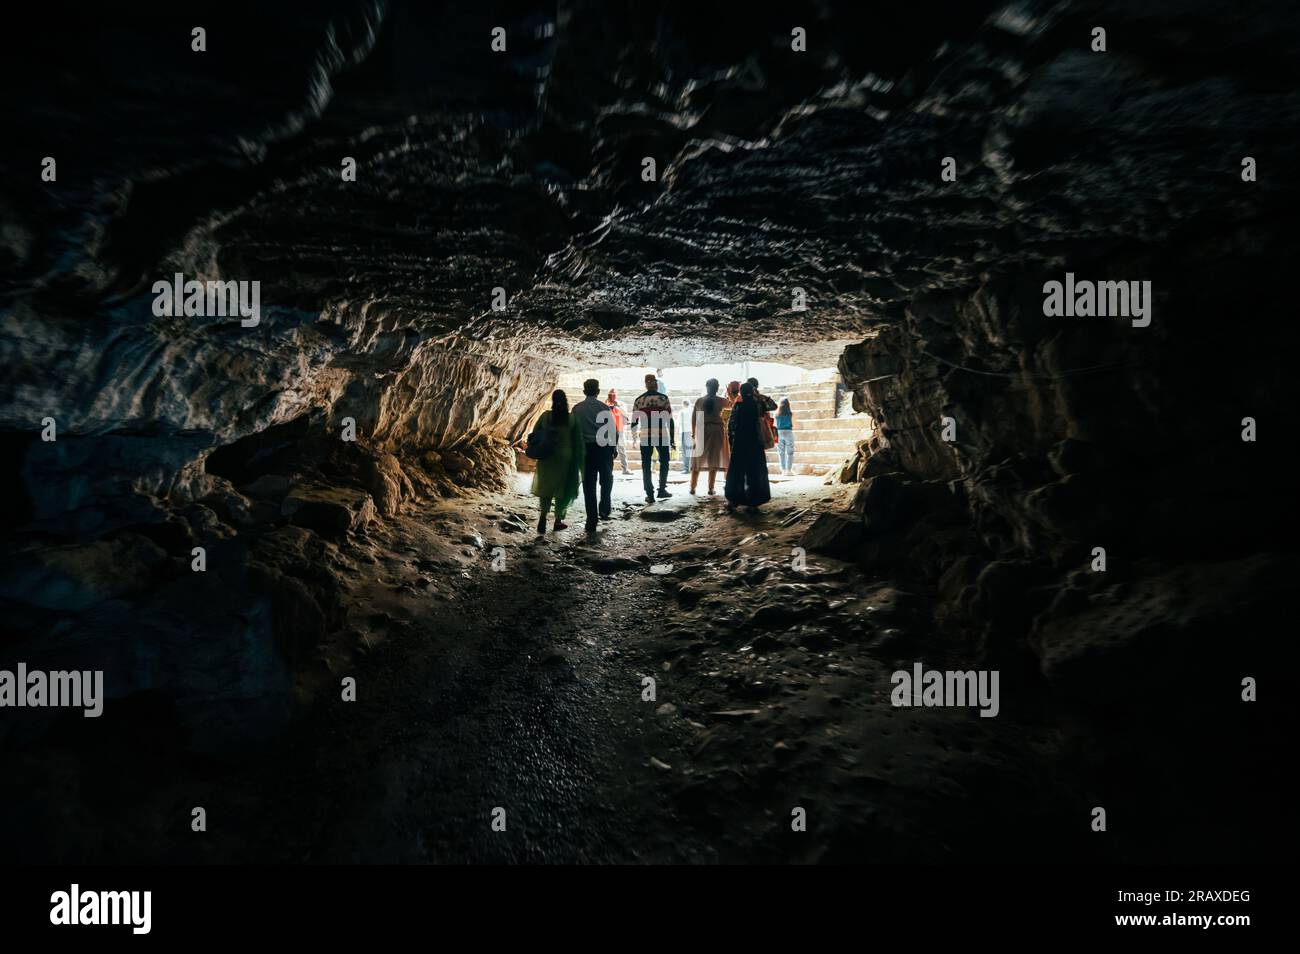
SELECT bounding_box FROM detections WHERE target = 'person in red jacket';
[606,388,631,475]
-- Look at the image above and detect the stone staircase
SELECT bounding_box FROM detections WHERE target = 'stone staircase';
[759,379,873,475]
[608,374,872,477]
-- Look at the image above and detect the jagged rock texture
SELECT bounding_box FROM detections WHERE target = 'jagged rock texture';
[2,0,1297,743]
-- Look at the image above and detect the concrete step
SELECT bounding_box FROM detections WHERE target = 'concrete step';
[795,426,872,438]
[780,401,850,411]
[778,397,836,409]
[779,419,849,430]
[619,452,853,471]
[775,399,838,412]
[617,435,862,451]
[652,417,868,436]
[786,433,871,446]
[767,385,832,397]
[781,420,872,431]
[774,417,858,429]
[616,463,848,478]
[615,434,867,457]
[766,441,865,452]
[793,417,872,429]
[784,405,857,417]
[766,445,853,456]
[765,447,852,456]
[613,466,836,479]
[775,427,857,438]
[672,399,836,416]
[770,386,832,397]
[795,421,868,434]
[766,453,853,464]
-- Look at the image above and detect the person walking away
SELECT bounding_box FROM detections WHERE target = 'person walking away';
[530,389,584,533]
[747,376,778,445]
[747,376,779,465]
[724,382,772,511]
[573,378,615,532]
[748,376,778,414]
[607,389,631,475]
[678,399,694,474]
[690,378,728,495]
[631,373,674,504]
[776,397,795,475]
[720,379,741,464]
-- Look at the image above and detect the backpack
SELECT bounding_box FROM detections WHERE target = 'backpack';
[526,414,558,460]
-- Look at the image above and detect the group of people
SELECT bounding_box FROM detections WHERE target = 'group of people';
[526,372,796,535]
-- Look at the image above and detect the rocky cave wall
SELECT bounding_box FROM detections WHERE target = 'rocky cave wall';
[837,227,1297,652]
[818,0,1300,711]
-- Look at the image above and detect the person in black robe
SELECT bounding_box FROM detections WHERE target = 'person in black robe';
[724,382,772,510]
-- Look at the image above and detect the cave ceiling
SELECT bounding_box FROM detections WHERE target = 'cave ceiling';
[3,0,1296,375]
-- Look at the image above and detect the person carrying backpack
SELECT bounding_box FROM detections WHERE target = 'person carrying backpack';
[528,389,584,534]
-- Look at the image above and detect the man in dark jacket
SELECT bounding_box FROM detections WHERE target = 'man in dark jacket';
[573,378,615,531]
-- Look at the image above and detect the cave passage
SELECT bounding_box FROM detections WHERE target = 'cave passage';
[554,360,874,478]
[0,455,1087,864]
[0,0,1295,872]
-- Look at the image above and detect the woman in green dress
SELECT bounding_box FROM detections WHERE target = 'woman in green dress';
[530,389,585,534]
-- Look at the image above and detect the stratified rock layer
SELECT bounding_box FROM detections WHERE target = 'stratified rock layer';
[1,0,1296,745]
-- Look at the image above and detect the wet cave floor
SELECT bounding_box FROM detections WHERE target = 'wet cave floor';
[3,471,1270,864]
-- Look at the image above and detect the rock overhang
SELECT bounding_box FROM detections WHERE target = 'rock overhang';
[2,0,1297,493]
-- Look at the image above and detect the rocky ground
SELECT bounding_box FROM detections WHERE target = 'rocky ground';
[7,467,1278,865]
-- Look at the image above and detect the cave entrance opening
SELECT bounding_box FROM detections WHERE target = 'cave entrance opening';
[553,360,874,479]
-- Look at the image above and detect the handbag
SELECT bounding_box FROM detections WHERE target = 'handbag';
[526,415,558,460]
[760,413,776,450]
